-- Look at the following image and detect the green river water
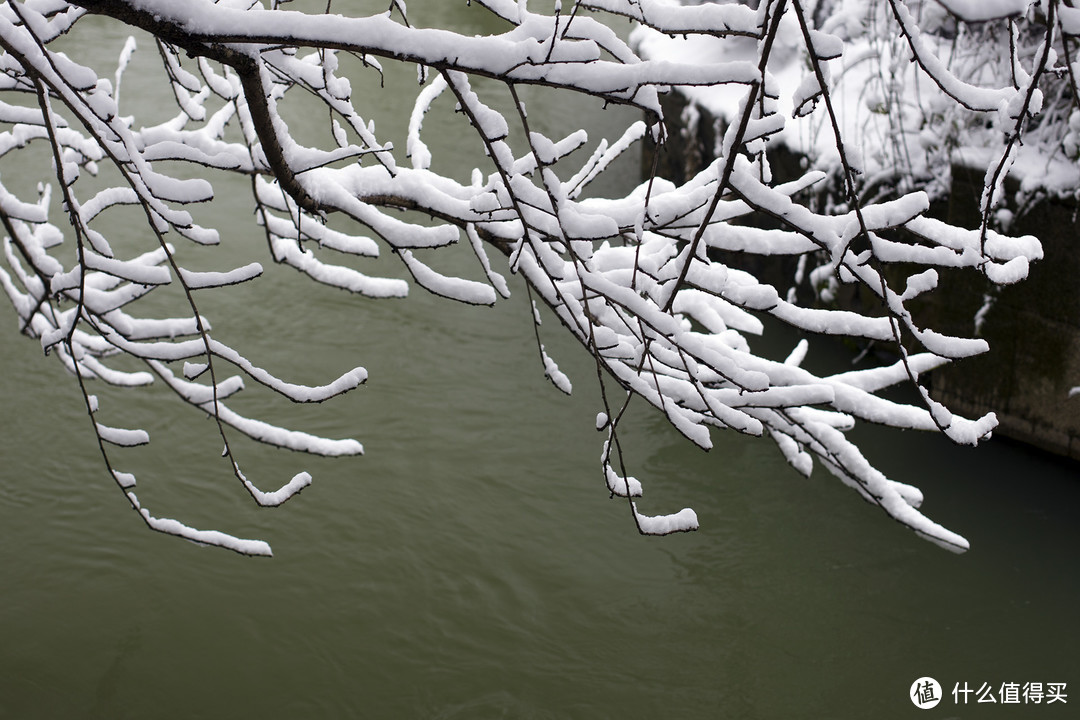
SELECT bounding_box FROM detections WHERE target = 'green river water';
[0,3,1077,718]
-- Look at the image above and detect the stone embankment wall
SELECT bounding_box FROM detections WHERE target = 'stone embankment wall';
[930,167,1080,459]
[647,91,1080,459]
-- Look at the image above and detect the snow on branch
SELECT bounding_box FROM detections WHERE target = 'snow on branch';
[0,0,1055,554]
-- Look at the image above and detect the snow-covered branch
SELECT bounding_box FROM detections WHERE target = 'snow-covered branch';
[0,0,1057,554]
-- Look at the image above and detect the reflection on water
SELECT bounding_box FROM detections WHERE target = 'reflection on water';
[1,2,1078,719]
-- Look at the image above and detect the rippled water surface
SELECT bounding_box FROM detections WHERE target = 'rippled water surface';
[1,3,1078,718]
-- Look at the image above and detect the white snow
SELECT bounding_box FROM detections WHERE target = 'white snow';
[177,262,263,290]
[633,503,699,535]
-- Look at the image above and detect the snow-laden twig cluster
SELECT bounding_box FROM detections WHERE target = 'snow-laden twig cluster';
[0,0,1052,554]
[642,0,1080,209]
